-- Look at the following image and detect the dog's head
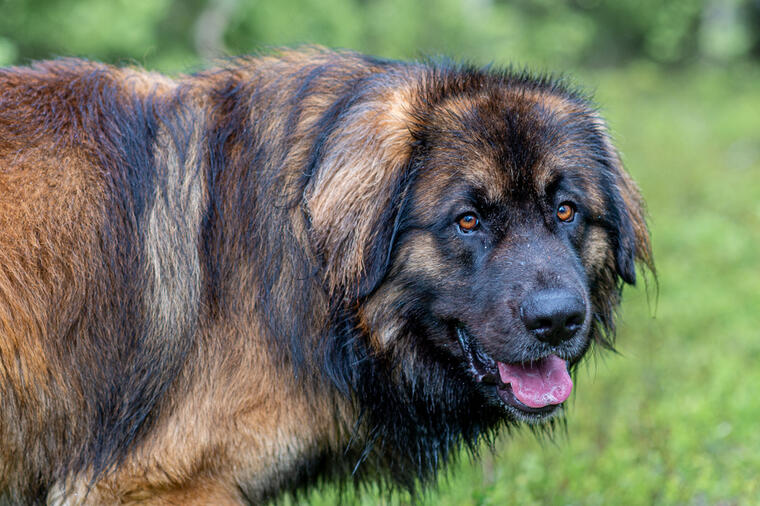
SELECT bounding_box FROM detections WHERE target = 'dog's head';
[306,63,653,426]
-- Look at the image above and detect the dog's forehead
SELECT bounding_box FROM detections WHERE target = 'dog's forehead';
[416,87,603,206]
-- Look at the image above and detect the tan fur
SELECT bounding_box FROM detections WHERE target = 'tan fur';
[358,232,444,349]
[305,69,422,296]
[0,141,108,491]
[582,227,613,274]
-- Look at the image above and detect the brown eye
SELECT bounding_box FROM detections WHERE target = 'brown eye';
[457,213,479,233]
[556,202,576,223]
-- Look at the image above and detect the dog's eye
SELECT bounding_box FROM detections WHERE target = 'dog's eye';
[457,213,480,233]
[556,202,576,223]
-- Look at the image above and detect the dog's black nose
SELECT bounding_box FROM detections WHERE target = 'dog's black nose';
[520,290,585,346]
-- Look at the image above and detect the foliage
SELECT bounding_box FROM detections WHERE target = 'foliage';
[0,0,759,70]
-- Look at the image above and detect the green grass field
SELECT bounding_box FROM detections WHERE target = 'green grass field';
[302,63,760,505]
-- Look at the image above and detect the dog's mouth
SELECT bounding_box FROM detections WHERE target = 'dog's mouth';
[455,327,573,421]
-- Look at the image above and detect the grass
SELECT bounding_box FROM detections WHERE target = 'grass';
[297,62,760,505]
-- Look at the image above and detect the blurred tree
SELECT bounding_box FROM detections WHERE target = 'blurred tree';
[194,0,239,60]
[0,0,176,65]
[700,0,753,61]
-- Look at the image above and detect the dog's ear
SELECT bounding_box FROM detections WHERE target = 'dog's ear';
[305,76,418,301]
[598,130,654,285]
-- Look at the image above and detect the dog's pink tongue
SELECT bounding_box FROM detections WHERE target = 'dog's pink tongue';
[497,355,572,408]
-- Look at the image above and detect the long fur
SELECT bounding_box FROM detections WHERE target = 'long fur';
[0,48,652,504]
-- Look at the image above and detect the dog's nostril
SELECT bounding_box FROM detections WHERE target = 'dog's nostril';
[534,318,553,331]
[520,290,586,346]
[566,314,583,330]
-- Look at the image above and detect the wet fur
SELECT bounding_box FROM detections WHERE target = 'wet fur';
[0,48,652,504]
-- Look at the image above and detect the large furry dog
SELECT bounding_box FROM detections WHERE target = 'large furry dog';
[0,48,652,504]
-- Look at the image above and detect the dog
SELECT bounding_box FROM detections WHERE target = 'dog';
[0,48,652,504]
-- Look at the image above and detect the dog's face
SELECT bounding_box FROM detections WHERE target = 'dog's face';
[397,103,597,423]
[349,82,650,425]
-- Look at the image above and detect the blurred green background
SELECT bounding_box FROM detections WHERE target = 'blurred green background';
[2,0,759,504]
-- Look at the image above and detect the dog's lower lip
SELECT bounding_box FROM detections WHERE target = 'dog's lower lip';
[494,384,560,415]
[479,367,567,415]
